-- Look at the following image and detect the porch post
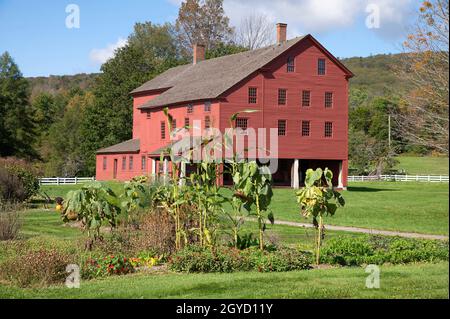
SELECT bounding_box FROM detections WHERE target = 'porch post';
[163,158,169,184]
[151,159,156,183]
[179,161,186,186]
[292,159,299,189]
[338,161,344,188]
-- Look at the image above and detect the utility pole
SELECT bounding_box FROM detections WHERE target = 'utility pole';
[388,115,391,149]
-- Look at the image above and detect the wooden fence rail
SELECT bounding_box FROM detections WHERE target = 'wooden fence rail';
[348,175,449,183]
[38,177,95,185]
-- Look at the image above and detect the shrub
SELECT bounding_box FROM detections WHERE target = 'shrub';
[0,212,21,241]
[0,158,40,203]
[168,245,312,273]
[320,235,449,266]
[0,248,73,287]
[81,254,134,279]
[0,202,23,240]
[129,208,175,255]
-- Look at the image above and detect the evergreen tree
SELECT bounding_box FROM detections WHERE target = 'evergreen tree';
[0,51,37,158]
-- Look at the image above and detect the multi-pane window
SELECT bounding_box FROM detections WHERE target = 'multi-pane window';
[205,116,211,129]
[278,120,286,136]
[248,87,257,104]
[278,89,287,105]
[302,121,310,137]
[235,118,248,131]
[141,156,146,170]
[204,101,211,112]
[161,121,166,139]
[287,56,295,72]
[302,90,311,107]
[171,119,176,129]
[325,92,333,108]
[187,104,194,114]
[318,58,326,75]
[129,156,133,170]
[146,111,151,119]
[325,121,333,137]
[184,117,189,128]
[103,157,107,170]
[122,156,126,170]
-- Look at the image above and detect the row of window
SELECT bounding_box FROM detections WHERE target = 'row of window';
[234,118,333,137]
[160,116,211,139]
[285,57,326,75]
[159,116,335,139]
[276,120,333,137]
[102,155,147,171]
[249,87,334,107]
[146,102,211,120]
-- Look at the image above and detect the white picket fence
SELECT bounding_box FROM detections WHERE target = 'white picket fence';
[348,175,449,183]
[38,177,95,185]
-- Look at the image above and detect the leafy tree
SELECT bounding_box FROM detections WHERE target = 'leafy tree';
[80,22,182,174]
[44,92,94,176]
[395,0,449,155]
[206,42,247,59]
[349,95,402,174]
[0,52,37,158]
[175,0,234,55]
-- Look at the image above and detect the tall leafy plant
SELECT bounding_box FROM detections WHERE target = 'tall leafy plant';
[62,182,121,244]
[295,168,345,265]
[233,161,274,250]
[224,110,258,248]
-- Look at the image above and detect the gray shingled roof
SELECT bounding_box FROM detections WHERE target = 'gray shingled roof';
[132,37,308,109]
[96,139,140,154]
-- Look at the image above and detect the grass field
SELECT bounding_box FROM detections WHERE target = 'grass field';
[0,262,447,298]
[267,182,449,235]
[395,156,449,175]
[39,181,449,235]
[1,182,447,299]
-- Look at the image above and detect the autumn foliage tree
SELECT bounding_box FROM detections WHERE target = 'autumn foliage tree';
[394,0,449,155]
[175,0,234,55]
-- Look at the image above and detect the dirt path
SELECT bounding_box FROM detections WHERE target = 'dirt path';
[246,218,448,240]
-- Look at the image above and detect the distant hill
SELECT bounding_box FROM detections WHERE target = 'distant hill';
[340,53,408,97]
[26,53,407,100]
[27,73,99,98]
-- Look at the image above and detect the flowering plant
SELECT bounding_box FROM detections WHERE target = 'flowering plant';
[82,255,134,279]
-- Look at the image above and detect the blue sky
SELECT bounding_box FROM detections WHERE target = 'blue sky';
[0,0,419,77]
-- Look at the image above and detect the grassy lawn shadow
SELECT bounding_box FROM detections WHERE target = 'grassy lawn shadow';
[347,186,397,192]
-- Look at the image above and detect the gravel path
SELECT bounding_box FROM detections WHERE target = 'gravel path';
[246,218,448,241]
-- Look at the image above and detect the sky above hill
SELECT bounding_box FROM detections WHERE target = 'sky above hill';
[0,0,419,77]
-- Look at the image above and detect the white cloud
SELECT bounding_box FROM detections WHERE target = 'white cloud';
[167,0,414,40]
[89,37,128,65]
[225,0,413,36]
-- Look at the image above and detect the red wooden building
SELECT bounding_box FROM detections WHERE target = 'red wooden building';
[96,24,353,188]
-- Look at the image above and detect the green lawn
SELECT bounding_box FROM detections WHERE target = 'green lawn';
[40,181,450,236]
[0,262,447,298]
[226,182,449,235]
[395,156,449,175]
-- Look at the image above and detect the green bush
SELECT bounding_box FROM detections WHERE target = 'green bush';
[0,248,74,287]
[168,245,312,273]
[320,235,449,266]
[0,158,40,202]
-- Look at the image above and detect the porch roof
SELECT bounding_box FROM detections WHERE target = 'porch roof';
[96,139,140,154]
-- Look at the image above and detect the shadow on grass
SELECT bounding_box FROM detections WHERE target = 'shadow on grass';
[347,186,397,192]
